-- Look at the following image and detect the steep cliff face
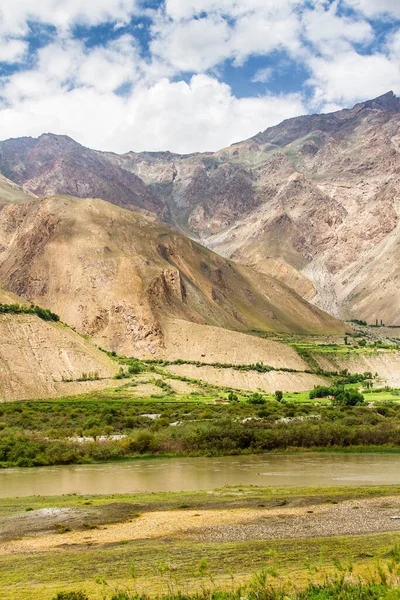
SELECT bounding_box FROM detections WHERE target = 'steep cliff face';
[0,194,345,358]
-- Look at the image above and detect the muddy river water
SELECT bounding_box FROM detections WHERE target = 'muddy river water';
[1,453,400,498]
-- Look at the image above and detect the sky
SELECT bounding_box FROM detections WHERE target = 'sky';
[0,0,399,153]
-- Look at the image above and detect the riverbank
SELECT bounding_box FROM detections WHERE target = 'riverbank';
[1,485,400,599]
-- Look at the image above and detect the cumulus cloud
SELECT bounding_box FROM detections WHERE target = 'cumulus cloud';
[1,35,141,104]
[344,0,400,18]
[0,38,28,63]
[0,1,140,36]
[0,72,306,153]
[302,2,373,56]
[150,0,302,75]
[307,50,400,109]
[387,29,400,60]
[150,14,231,74]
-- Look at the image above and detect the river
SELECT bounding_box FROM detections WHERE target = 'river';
[1,453,400,498]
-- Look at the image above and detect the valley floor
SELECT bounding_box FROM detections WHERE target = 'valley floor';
[1,486,400,599]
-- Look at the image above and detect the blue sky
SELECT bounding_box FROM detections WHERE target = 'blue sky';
[0,0,399,153]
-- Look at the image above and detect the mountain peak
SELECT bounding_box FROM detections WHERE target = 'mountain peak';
[37,132,82,147]
[359,90,400,113]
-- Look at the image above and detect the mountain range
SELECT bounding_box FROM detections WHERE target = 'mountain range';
[1,91,399,328]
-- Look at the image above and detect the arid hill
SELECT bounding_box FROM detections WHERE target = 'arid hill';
[0,173,35,207]
[0,194,345,357]
[0,290,117,401]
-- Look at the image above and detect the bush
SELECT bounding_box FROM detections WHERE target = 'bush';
[310,385,334,399]
[128,361,142,374]
[248,393,266,405]
[333,389,365,406]
[0,302,59,321]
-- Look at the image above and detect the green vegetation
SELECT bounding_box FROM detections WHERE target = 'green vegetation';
[62,372,100,383]
[1,393,400,467]
[0,302,60,321]
[310,385,365,405]
[52,577,400,600]
[3,484,400,514]
[350,318,368,326]
[146,358,304,374]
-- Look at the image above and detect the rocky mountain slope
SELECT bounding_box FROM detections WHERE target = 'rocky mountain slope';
[107,91,400,324]
[2,92,399,324]
[0,134,164,215]
[0,193,345,357]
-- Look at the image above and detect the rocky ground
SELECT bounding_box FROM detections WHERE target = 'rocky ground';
[2,494,400,556]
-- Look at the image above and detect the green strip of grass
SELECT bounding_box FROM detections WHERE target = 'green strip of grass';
[1,532,400,599]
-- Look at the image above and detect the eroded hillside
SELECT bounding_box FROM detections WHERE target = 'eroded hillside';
[0,311,118,401]
[0,194,345,358]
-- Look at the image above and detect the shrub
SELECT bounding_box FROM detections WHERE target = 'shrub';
[128,361,142,374]
[0,302,59,321]
[248,393,266,405]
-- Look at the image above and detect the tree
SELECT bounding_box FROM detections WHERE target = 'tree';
[275,390,283,402]
[333,389,365,406]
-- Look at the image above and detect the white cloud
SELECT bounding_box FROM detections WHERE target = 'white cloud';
[150,1,303,75]
[344,0,400,18]
[164,0,302,21]
[76,36,140,93]
[0,38,28,63]
[0,1,140,37]
[387,29,400,60]
[230,11,302,66]
[2,35,141,104]
[150,14,231,73]
[302,3,373,56]
[251,67,273,83]
[0,73,306,153]
[307,50,400,109]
